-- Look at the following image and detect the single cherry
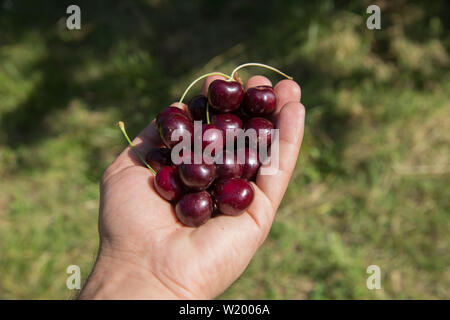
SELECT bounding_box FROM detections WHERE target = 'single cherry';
[175,191,213,227]
[208,80,244,113]
[211,113,243,143]
[243,86,277,115]
[159,114,194,149]
[202,124,224,155]
[244,117,274,148]
[153,166,185,202]
[178,161,216,191]
[215,150,243,180]
[238,147,260,180]
[156,106,190,130]
[145,147,172,172]
[187,95,208,122]
[212,178,254,216]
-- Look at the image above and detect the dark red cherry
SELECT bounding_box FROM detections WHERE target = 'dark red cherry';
[243,86,277,115]
[178,161,216,191]
[156,106,190,130]
[211,114,243,144]
[215,150,243,180]
[208,80,244,113]
[212,178,254,216]
[202,124,224,155]
[234,105,252,122]
[239,147,260,180]
[145,147,172,172]
[159,114,194,149]
[187,95,208,122]
[153,166,185,202]
[244,117,274,148]
[175,191,213,227]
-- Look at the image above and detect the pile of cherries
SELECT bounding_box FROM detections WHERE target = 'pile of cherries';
[120,64,291,227]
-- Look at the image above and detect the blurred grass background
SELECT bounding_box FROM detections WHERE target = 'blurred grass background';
[0,0,449,299]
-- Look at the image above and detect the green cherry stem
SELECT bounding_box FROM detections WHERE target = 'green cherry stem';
[230,63,293,81]
[117,121,156,175]
[178,71,231,106]
[206,101,211,124]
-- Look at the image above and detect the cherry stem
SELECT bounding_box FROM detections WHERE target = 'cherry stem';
[230,63,293,81]
[206,101,211,124]
[178,71,231,106]
[117,121,156,175]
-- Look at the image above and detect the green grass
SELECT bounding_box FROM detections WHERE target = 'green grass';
[0,0,449,299]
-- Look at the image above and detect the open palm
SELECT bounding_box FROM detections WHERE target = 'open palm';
[80,75,305,299]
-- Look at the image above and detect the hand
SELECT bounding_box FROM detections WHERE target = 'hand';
[79,75,305,299]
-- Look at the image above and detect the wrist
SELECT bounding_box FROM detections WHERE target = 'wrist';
[79,246,180,300]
